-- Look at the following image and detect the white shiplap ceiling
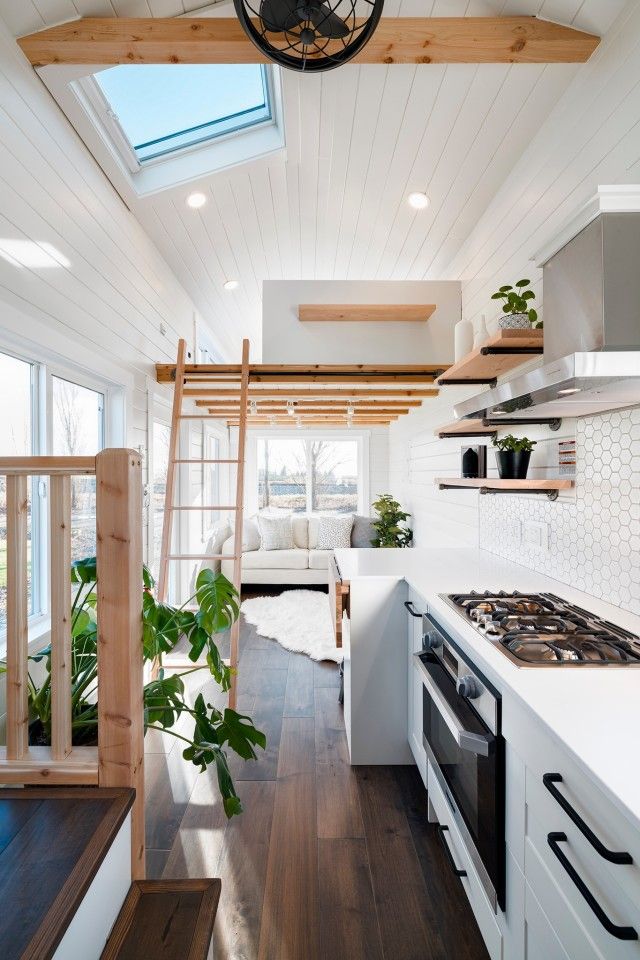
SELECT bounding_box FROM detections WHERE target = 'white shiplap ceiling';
[0,0,629,355]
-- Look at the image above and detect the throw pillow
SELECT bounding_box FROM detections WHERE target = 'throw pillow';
[258,513,295,551]
[316,514,354,550]
[351,514,376,548]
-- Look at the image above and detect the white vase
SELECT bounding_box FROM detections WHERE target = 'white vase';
[473,314,489,348]
[454,319,474,360]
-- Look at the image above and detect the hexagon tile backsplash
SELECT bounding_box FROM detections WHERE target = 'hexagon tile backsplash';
[479,407,640,616]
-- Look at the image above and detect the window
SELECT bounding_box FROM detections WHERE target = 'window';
[93,64,272,165]
[151,420,171,581]
[0,352,37,631]
[52,376,104,561]
[258,438,361,514]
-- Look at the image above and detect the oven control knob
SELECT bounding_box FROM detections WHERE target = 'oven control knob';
[423,629,442,651]
[457,675,480,699]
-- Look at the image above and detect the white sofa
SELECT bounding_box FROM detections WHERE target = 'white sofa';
[221,515,333,585]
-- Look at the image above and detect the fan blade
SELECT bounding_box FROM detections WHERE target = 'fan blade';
[308,3,350,38]
[259,0,301,32]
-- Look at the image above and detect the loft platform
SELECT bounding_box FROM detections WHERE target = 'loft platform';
[436,330,543,386]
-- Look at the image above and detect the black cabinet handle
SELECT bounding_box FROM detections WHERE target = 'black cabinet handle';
[547,833,637,941]
[437,825,467,878]
[404,601,422,619]
[543,773,633,865]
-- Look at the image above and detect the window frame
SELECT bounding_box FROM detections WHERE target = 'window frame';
[248,430,369,517]
[0,339,124,652]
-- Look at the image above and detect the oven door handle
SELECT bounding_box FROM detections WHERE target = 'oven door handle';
[414,653,494,758]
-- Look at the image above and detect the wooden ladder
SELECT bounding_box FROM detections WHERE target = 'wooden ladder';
[157,338,250,709]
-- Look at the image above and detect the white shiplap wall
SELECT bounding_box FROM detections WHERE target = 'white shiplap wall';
[0,16,226,554]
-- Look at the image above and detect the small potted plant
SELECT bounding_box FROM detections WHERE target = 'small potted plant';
[492,435,537,479]
[491,279,538,330]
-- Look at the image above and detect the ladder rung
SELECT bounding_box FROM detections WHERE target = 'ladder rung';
[167,554,238,560]
[170,505,238,511]
[173,459,240,464]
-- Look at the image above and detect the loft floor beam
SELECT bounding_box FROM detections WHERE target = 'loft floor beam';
[18,18,599,67]
[183,388,438,399]
[157,363,447,382]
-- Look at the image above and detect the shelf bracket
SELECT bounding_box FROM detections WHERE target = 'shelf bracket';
[482,417,562,432]
[438,377,498,387]
[479,346,543,357]
[438,484,561,501]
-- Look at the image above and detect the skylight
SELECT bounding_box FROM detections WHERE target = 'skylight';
[93,64,272,164]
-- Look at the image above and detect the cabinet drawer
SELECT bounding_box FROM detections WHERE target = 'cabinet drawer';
[524,879,572,960]
[526,807,640,959]
[506,697,640,904]
[428,761,503,960]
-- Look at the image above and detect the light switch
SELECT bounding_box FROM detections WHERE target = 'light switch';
[523,520,549,552]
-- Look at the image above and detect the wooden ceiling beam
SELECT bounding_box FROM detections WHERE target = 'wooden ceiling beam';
[183,388,439,399]
[18,18,599,67]
[298,304,436,322]
[194,399,422,408]
[157,363,447,382]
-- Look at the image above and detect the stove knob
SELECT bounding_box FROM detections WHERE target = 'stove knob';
[423,629,442,651]
[457,675,480,699]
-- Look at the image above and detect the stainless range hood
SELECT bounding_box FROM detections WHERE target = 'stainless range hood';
[455,203,640,423]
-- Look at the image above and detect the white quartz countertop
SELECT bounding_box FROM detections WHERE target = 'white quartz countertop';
[334,547,640,829]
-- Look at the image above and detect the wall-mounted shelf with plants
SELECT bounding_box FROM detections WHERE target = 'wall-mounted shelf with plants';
[437,329,543,386]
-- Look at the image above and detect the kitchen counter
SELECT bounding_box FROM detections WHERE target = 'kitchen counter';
[334,547,640,831]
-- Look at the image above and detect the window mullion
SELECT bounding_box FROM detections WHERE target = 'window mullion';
[305,440,312,514]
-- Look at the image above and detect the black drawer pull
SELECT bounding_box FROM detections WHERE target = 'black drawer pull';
[547,832,638,941]
[404,601,422,619]
[437,825,467,878]
[543,773,633,865]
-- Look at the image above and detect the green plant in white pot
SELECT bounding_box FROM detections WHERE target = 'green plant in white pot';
[491,279,539,330]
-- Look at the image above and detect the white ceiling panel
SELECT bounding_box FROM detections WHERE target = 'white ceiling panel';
[0,0,630,354]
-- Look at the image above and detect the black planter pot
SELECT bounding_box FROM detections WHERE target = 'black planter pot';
[496,450,531,480]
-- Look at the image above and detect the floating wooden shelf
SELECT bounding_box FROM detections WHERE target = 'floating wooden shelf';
[436,476,573,501]
[436,419,498,439]
[437,329,543,386]
[298,304,436,322]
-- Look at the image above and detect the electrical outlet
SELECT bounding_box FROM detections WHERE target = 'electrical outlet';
[505,519,522,544]
[523,520,549,553]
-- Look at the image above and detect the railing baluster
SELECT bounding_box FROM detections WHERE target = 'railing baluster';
[6,475,29,760]
[50,474,72,761]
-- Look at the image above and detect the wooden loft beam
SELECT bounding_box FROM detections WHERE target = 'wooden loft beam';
[18,18,599,67]
[156,363,447,383]
[298,304,436,322]
[184,388,438,399]
[194,399,422,408]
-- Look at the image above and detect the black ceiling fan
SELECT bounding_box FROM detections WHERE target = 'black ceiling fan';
[233,0,384,72]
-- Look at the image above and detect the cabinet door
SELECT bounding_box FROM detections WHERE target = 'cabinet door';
[406,589,426,785]
[525,882,571,960]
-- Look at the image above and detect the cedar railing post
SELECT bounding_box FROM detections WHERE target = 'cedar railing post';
[96,449,145,879]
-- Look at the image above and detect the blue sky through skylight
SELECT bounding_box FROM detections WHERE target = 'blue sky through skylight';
[94,64,270,162]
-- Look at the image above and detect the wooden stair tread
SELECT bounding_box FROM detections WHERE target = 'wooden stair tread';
[100,879,221,960]
[0,787,134,960]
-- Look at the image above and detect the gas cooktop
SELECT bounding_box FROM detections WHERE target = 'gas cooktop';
[441,591,640,666]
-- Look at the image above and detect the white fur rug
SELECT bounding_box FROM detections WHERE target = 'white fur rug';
[241,590,341,663]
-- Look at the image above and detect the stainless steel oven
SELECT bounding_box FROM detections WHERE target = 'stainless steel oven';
[415,611,505,911]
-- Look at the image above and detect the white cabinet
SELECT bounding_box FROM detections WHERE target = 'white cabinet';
[405,586,427,785]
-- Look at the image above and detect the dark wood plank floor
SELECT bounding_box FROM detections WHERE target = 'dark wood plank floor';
[146,589,489,960]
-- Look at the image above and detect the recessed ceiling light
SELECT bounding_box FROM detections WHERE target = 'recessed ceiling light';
[186,191,207,209]
[407,192,430,210]
[557,387,582,396]
[223,279,239,291]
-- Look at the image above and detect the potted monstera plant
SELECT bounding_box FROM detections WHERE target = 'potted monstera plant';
[492,435,537,480]
[0,559,265,818]
[491,279,539,330]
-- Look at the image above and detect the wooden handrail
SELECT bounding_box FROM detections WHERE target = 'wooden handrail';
[0,450,145,878]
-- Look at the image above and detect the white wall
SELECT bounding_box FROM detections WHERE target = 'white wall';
[262,279,460,364]
[0,16,233,563]
[449,0,640,334]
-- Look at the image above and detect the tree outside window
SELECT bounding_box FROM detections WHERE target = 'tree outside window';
[258,438,359,514]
